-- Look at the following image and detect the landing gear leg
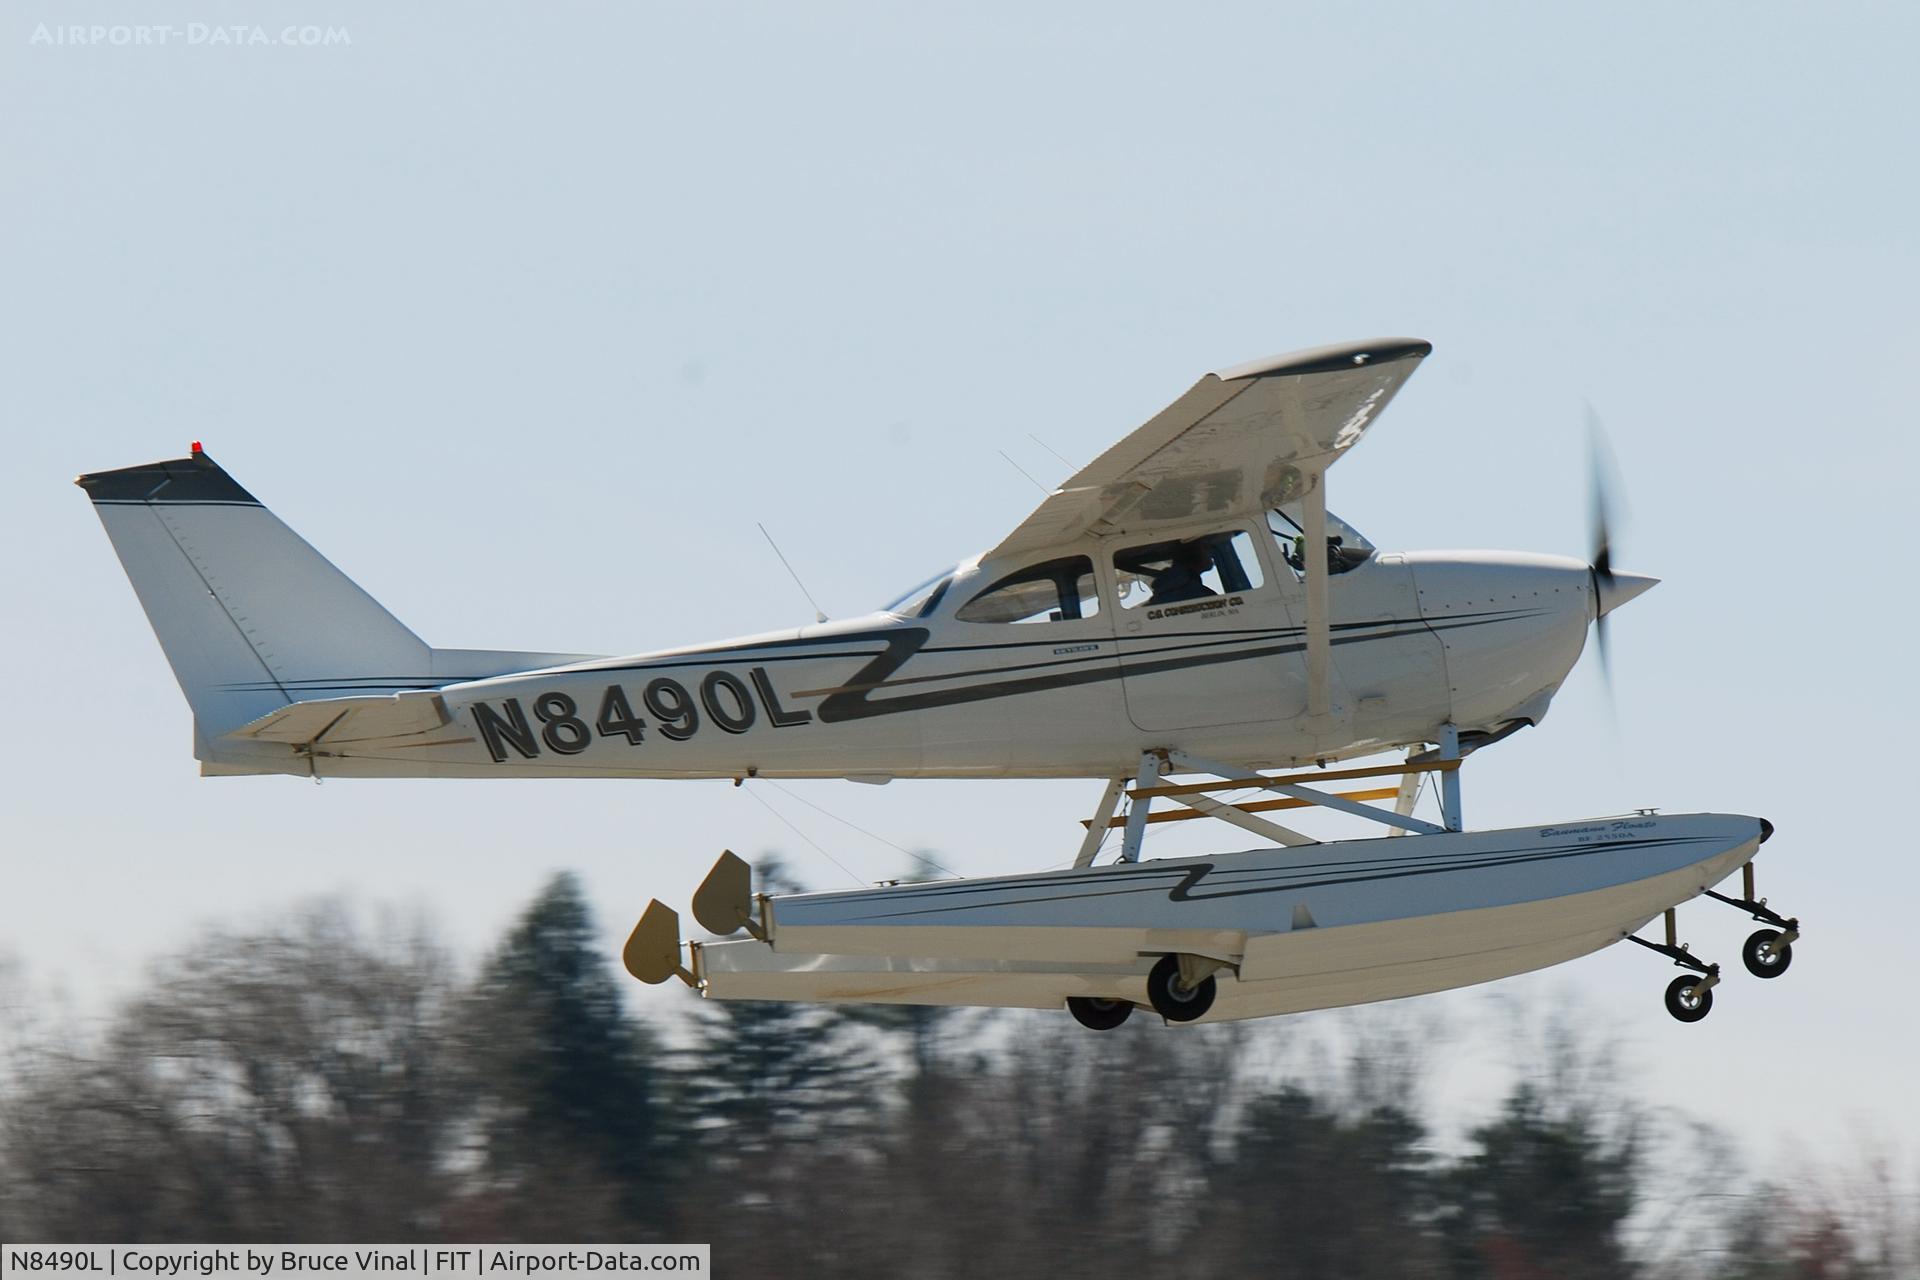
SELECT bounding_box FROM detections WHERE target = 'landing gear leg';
[1626,908,1721,1023]
[1705,862,1800,980]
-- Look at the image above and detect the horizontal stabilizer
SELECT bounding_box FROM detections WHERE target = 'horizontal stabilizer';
[226,692,450,746]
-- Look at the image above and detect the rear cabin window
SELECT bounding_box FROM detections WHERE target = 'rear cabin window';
[956,556,1102,624]
[1113,530,1265,611]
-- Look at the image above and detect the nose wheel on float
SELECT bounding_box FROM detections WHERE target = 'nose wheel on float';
[1705,861,1800,980]
[1627,861,1801,1023]
[1741,928,1794,978]
[1627,909,1721,1023]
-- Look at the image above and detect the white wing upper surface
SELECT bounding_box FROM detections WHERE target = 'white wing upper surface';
[989,337,1431,560]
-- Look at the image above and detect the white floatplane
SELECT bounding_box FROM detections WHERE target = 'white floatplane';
[78,336,1794,1024]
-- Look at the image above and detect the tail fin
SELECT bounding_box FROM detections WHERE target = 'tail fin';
[77,449,594,771]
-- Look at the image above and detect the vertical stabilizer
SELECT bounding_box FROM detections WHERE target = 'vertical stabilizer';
[77,450,434,758]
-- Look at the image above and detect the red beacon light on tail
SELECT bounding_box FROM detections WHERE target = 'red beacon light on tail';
[190,441,204,455]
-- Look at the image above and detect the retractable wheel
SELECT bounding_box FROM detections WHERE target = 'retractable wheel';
[1664,974,1714,1023]
[1066,996,1134,1031]
[1146,954,1217,1022]
[1742,928,1793,979]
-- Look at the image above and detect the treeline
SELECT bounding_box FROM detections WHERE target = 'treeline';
[0,869,1909,1279]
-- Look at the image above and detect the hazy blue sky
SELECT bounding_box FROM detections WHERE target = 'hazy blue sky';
[4,2,1917,1162]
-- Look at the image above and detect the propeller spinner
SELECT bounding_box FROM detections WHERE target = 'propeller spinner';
[1587,408,1658,689]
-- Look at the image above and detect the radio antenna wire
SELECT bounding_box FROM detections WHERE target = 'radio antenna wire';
[758,522,829,624]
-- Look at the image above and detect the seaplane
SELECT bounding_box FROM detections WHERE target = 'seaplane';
[77,337,1797,1028]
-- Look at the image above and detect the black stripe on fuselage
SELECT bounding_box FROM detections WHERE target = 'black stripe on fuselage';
[230,607,1544,720]
[913,606,1539,658]
[814,613,1546,723]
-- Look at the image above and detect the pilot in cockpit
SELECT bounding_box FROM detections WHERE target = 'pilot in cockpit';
[1147,543,1218,605]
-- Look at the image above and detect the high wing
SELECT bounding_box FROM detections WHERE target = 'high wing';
[988,337,1431,560]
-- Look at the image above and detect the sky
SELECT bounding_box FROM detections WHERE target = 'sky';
[3,1,1918,1164]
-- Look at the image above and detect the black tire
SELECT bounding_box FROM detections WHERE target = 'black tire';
[1664,974,1714,1023]
[1066,996,1134,1031]
[1146,954,1217,1022]
[1742,928,1793,979]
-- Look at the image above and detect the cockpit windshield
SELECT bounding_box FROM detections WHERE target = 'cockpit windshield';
[1269,505,1375,576]
[881,567,955,618]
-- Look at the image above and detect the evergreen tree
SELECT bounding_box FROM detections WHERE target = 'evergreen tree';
[677,858,886,1159]
[466,872,670,1235]
[1194,1084,1441,1278]
[1437,1082,1640,1280]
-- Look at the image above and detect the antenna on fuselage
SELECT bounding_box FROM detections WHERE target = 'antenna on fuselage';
[996,449,1051,494]
[757,522,829,624]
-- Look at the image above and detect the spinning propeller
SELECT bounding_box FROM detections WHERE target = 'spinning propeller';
[1586,407,1659,693]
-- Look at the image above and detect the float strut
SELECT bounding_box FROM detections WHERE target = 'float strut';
[1074,776,1128,869]
[1118,751,1162,864]
[1626,910,1717,979]
[1704,862,1799,931]
[1438,724,1463,832]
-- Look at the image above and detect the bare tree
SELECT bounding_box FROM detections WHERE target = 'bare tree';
[3,880,1913,1279]
[0,903,468,1240]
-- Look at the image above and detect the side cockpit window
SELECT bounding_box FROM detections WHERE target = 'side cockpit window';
[1269,507,1373,578]
[956,556,1101,625]
[1114,530,1265,610]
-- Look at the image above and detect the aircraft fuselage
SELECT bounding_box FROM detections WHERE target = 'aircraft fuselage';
[237,537,1606,781]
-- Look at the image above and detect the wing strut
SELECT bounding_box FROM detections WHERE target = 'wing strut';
[1301,469,1333,725]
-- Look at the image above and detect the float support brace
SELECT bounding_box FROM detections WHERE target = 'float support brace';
[1119,751,1162,864]
[1166,749,1442,836]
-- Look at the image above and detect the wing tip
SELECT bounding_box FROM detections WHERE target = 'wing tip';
[1214,337,1432,383]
